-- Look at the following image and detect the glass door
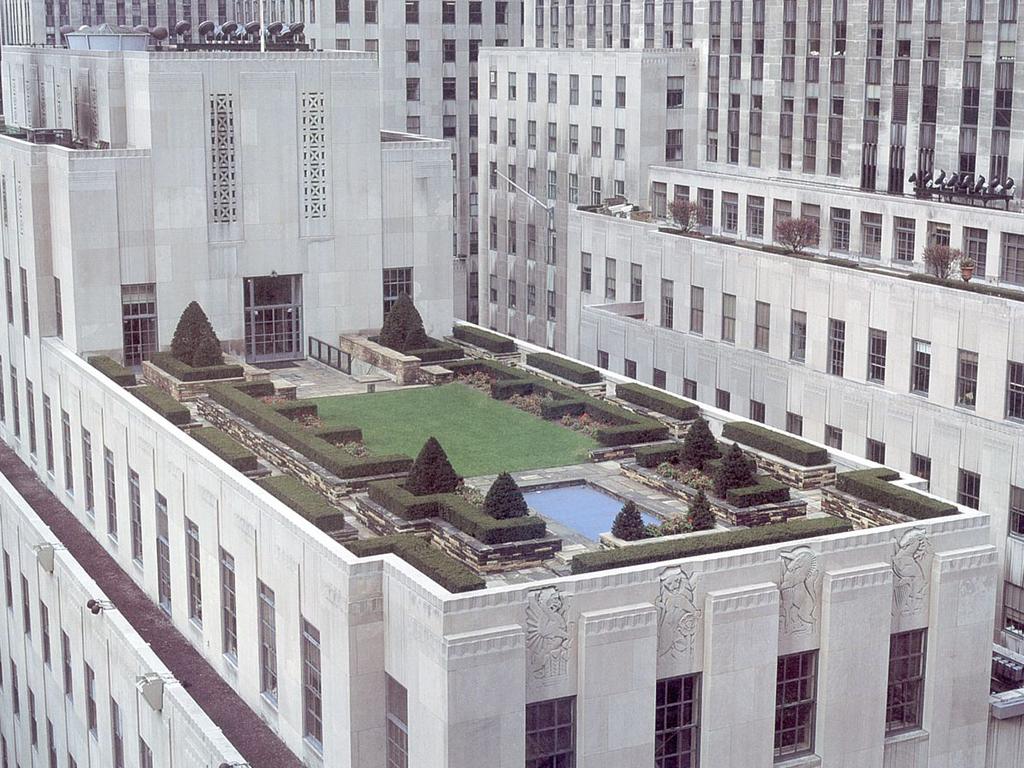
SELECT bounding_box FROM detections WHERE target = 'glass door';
[243,274,303,363]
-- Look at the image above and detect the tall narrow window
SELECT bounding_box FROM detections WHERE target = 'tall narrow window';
[790,311,807,362]
[526,697,576,768]
[156,492,171,614]
[20,267,30,335]
[258,581,278,702]
[660,280,674,329]
[42,395,53,473]
[886,630,926,733]
[4,258,13,324]
[54,278,63,338]
[580,252,592,292]
[129,468,142,563]
[1007,361,1024,421]
[721,293,736,342]
[1009,486,1024,538]
[957,469,981,509]
[85,664,97,734]
[828,319,845,376]
[754,301,771,352]
[910,339,931,395]
[630,263,643,302]
[955,350,978,408]
[139,738,154,768]
[11,366,20,437]
[656,675,700,768]
[121,284,158,367]
[185,520,202,624]
[26,380,35,455]
[110,698,124,768]
[910,453,931,489]
[81,429,94,514]
[302,619,323,748]
[690,286,704,334]
[774,651,818,759]
[60,410,73,494]
[61,631,73,700]
[220,549,238,661]
[604,258,617,300]
[104,448,117,540]
[39,601,50,666]
[386,674,409,768]
[867,329,887,383]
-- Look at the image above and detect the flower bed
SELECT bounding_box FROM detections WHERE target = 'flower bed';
[256,475,353,538]
[721,421,829,467]
[88,356,136,387]
[344,534,485,592]
[451,325,516,354]
[149,352,244,382]
[525,352,602,384]
[131,386,191,426]
[835,468,957,519]
[571,517,853,574]
[190,426,259,472]
[615,383,700,421]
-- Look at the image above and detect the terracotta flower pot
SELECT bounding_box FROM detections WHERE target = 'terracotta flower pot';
[961,265,975,282]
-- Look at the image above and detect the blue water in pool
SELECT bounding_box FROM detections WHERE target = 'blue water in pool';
[523,484,659,540]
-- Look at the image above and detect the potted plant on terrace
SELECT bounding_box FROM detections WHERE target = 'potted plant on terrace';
[959,254,976,282]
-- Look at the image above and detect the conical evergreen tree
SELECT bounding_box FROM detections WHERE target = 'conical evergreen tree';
[611,501,646,541]
[688,490,715,531]
[679,416,719,470]
[404,437,461,496]
[379,293,430,352]
[170,301,223,367]
[714,443,756,497]
[483,472,529,519]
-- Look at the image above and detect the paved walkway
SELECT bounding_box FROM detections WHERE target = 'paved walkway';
[269,358,411,399]
[0,444,302,768]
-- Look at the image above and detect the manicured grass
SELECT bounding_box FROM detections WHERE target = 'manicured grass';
[311,383,597,477]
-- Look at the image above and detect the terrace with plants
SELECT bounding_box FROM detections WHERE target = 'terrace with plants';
[89,300,965,593]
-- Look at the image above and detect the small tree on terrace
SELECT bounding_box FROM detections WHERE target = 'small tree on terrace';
[379,293,430,353]
[687,490,715,531]
[483,472,529,519]
[680,416,719,470]
[775,216,820,254]
[170,301,224,367]
[714,443,757,497]
[611,501,646,541]
[404,437,461,496]
[669,198,703,232]
[922,244,961,279]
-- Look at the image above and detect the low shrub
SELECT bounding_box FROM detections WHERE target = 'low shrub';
[595,421,670,447]
[312,425,364,445]
[526,352,602,384]
[836,468,957,519]
[234,380,275,398]
[88,356,136,387]
[405,437,461,496]
[131,386,191,426]
[721,422,829,467]
[714,444,757,497]
[635,442,681,469]
[616,383,700,421]
[190,427,258,472]
[570,517,854,574]
[688,491,715,531]
[379,293,430,352]
[483,472,529,519]
[367,480,443,520]
[680,417,720,469]
[451,325,516,354]
[171,301,224,367]
[273,400,319,421]
[208,384,412,479]
[725,477,790,508]
[404,340,465,363]
[344,534,484,593]
[611,501,647,541]
[149,352,244,382]
[256,475,349,534]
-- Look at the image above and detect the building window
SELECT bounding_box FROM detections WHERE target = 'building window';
[1007,361,1024,421]
[886,630,926,734]
[185,520,202,624]
[754,301,771,352]
[825,425,843,450]
[21,574,31,635]
[220,549,238,661]
[665,129,685,161]
[60,410,73,494]
[716,389,731,411]
[42,394,54,472]
[1001,232,1024,285]
[630,263,643,302]
[597,350,609,369]
[54,278,62,338]
[747,195,765,238]
[910,339,931,395]
[121,284,158,367]
[1005,583,1024,636]
[302,619,323,748]
[956,350,978,408]
[867,438,886,464]
[661,280,674,329]
[893,217,916,262]
[910,453,931,489]
[3,258,12,324]
[957,469,981,509]
[26,380,36,455]
[690,286,704,334]
[721,293,736,342]
[81,429,93,514]
[10,365,18,438]
[722,193,739,233]
[615,76,626,107]
[774,651,818,759]
[653,369,667,389]
[526,697,576,768]
[828,319,845,376]
[139,738,153,768]
[625,359,637,379]
[829,208,850,251]
[786,412,803,436]
[383,268,413,316]
[61,631,72,700]
[667,76,685,108]
[258,581,278,702]
[19,267,30,336]
[964,226,988,277]
[750,400,766,423]
[129,468,142,563]
[85,664,97,734]
[1011,486,1024,538]
[156,493,171,614]
[683,379,698,399]
[656,675,700,768]
[861,212,882,259]
[867,329,887,383]
[790,311,807,362]
[104,448,117,540]
[580,253,592,292]
[604,258,617,300]
[386,674,409,768]
[110,698,124,768]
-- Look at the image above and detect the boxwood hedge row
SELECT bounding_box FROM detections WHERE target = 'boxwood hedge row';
[724,476,790,508]
[634,442,682,468]
[836,468,957,519]
[451,325,517,354]
[190,426,259,472]
[88,355,137,387]
[721,422,829,467]
[616,383,700,421]
[131,386,191,426]
[345,534,485,593]
[526,352,602,384]
[149,352,244,382]
[256,475,350,534]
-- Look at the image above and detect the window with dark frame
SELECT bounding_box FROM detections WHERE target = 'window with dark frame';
[774,651,818,759]
[526,696,576,768]
[386,674,409,768]
[220,549,238,662]
[690,286,704,334]
[722,293,736,342]
[828,318,845,376]
[786,412,803,436]
[185,520,202,624]
[156,492,171,614]
[866,438,886,464]
[19,267,30,336]
[750,400,766,423]
[1007,361,1024,421]
[825,425,843,450]
[81,429,93,514]
[258,581,278,702]
[60,410,72,494]
[1006,582,1024,636]
[957,469,981,509]
[886,629,927,734]
[656,675,700,768]
[54,278,63,338]
[910,339,931,395]
[910,453,931,490]
[104,448,117,539]
[383,268,413,316]
[683,379,698,399]
[790,310,807,362]
[661,279,674,329]
[716,388,731,411]
[121,283,158,367]
[754,300,771,352]
[867,328,887,383]
[25,379,35,456]
[129,468,142,563]
[653,368,667,389]
[956,350,978,408]
[1010,486,1024,538]
[302,619,324,749]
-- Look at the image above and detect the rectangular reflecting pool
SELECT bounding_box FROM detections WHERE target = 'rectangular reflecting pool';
[523,484,659,541]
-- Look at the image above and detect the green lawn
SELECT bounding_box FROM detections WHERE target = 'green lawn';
[311,383,596,477]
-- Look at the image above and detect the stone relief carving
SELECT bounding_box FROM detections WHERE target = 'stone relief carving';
[891,527,931,617]
[656,567,702,659]
[779,547,819,636]
[525,587,572,681]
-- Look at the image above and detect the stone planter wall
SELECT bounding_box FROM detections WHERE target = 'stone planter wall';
[142,359,269,402]
[599,527,722,550]
[353,496,563,574]
[339,335,422,385]
[743,448,836,490]
[820,486,914,529]
[621,463,807,526]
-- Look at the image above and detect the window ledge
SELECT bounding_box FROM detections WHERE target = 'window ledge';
[885,729,928,747]
[774,753,821,768]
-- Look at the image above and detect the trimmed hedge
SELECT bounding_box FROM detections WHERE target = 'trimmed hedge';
[234,380,275,397]
[367,480,547,544]
[207,384,412,479]
[273,400,319,421]
[616,383,700,421]
[190,426,259,472]
[344,534,484,593]
[526,352,602,384]
[721,422,829,467]
[725,476,790,508]
[256,475,349,533]
[570,517,854,574]
[312,425,364,445]
[452,325,516,354]
[149,352,244,382]
[836,468,957,519]
[635,442,682,469]
[404,339,465,363]
[131,386,191,426]
[88,356,136,387]
[596,421,670,447]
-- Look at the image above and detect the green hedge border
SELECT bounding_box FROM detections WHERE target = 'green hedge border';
[451,325,516,353]
[207,383,411,479]
[190,426,258,472]
[345,534,484,592]
[836,468,957,519]
[570,517,854,574]
[88,356,136,387]
[256,475,350,534]
[725,476,790,508]
[634,442,681,469]
[616,383,700,421]
[149,352,244,382]
[721,422,829,467]
[131,386,191,426]
[526,352,602,384]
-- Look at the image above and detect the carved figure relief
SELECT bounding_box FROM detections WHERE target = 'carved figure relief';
[656,567,702,659]
[892,527,931,617]
[779,547,819,636]
[525,587,572,681]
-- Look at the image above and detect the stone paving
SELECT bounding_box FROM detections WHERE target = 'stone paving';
[268,358,411,399]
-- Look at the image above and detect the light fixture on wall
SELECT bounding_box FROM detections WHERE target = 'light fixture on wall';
[86,599,115,615]
[136,673,176,712]
[33,542,65,573]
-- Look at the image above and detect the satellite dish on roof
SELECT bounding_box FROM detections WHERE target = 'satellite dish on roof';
[198,20,216,36]
[151,26,168,40]
[174,20,191,36]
